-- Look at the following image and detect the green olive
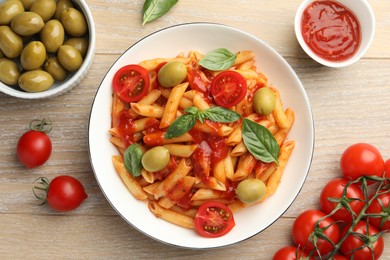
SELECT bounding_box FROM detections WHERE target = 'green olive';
[20,41,46,70]
[30,0,56,22]
[236,179,266,204]
[44,56,67,81]
[0,26,23,58]
[18,69,54,92]
[40,19,64,52]
[61,7,87,37]
[10,11,44,36]
[253,87,276,115]
[63,37,88,57]
[0,0,25,25]
[141,146,170,172]
[54,0,74,20]
[20,0,36,10]
[0,58,20,85]
[57,45,83,72]
[157,61,187,88]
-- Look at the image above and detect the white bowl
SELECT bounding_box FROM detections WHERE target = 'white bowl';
[294,0,375,68]
[0,0,95,99]
[89,23,314,249]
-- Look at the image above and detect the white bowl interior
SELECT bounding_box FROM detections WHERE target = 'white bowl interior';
[0,0,96,99]
[89,23,314,249]
[294,0,375,68]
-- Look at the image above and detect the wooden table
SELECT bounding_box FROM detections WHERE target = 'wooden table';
[1,0,390,259]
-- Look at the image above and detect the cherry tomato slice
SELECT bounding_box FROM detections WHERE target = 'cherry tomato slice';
[112,64,150,102]
[194,201,235,238]
[210,71,247,108]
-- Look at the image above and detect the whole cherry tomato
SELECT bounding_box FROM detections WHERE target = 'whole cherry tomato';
[292,209,340,256]
[272,246,311,260]
[367,192,390,231]
[340,220,384,260]
[319,178,365,223]
[340,143,384,180]
[384,159,390,178]
[34,175,88,211]
[17,119,52,168]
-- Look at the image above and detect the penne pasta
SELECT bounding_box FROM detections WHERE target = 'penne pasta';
[109,50,296,234]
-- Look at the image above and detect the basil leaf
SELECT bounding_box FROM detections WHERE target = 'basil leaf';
[203,106,241,123]
[142,0,178,26]
[123,144,143,177]
[198,48,237,71]
[184,106,199,115]
[165,114,196,139]
[242,118,280,165]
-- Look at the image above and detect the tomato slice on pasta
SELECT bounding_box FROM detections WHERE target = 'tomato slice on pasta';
[112,64,150,102]
[194,201,235,238]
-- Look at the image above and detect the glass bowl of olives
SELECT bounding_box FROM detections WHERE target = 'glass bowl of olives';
[0,0,95,99]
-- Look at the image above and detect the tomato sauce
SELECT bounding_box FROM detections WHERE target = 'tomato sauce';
[301,0,361,62]
[116,111,137,148]
[189,129,229,184]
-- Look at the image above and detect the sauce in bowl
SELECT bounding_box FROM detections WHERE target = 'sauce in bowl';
[301,0,361,62]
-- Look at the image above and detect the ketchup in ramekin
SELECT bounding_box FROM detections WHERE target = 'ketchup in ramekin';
[301,0,361,62]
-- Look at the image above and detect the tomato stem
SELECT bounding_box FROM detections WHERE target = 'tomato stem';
[32,177,50,205]
[29,118,52,133]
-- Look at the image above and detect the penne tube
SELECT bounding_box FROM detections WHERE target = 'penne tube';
[153,158,193,199]
[272,88,291,129]
[232,153,257,181]
[265,140,295,197]
[134,117,159,132]
[234,50,255,65]
[193,93,210,111]
[130,103,164,118]
[224,151,235,180]
[191,188,223,201]
[143,132,193,146]
[148,201,194,229]
[213,159,226,184]
[112,93,127,127]
[231,142,248,157]
[160,82,189,128]
[160,86,193,110]
[139,57,189,71]
[163,144,198,158]
[141,169,155,184]
[112,156,148,200]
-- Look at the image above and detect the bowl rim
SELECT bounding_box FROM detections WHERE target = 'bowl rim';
[294,0,376,68]
[88,22,315,249]
[0,0,96,99]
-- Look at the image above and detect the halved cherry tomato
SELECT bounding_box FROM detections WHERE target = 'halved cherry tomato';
[194,201,235,238]
[210,71,247,108]
[112,64,150,102]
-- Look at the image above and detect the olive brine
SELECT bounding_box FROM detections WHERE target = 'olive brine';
[0,0,89,92]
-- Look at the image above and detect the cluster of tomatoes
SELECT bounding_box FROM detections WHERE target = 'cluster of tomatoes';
[273,143,390,260]
[17,119,87,211]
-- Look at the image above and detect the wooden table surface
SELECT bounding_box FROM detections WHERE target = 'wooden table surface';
[1,0,390,259]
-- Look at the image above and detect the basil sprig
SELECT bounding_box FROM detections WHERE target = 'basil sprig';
[242,118,280,165]
[165,106,241,139]
[198,48,237,71]
[142,0,178,26]
[123,144,143,177]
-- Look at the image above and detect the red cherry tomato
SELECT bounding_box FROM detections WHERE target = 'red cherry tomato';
[210,71,247,108]
[45,175,88,211]
[112,64,150,102]
[333,255,349,260]
[384,159,390,178]
[17,130,52,168]
[194,201,235,238]
[340,220,384,260]
[292,209,340,256]
[272,246,311,260]
[319,178,365,223]
[367,192,390,231]
[340,143,384,180]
